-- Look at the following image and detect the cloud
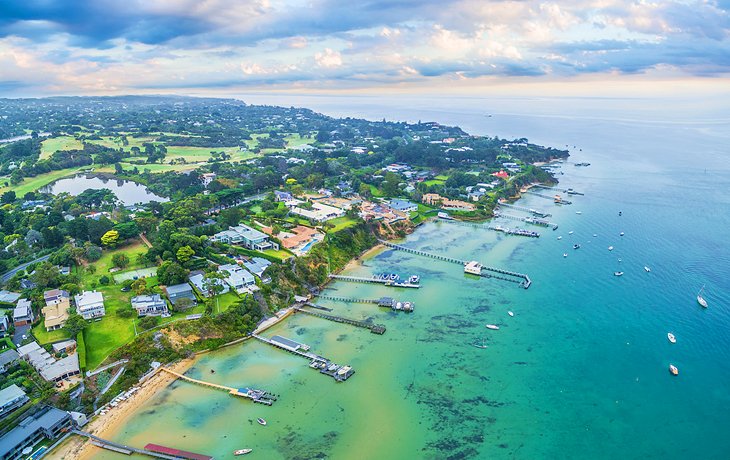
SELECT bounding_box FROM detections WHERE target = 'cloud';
[314,48,343,68]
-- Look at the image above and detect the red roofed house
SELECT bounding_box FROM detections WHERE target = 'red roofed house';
[491,170,509,179]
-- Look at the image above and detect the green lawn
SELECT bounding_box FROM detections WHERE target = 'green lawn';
[0,166,87,196]
[368,185,384,197]
[327,216,358,232]
[40,136,83,160]
[423,178,446,186]
[85,241,149,278]
[31,324,70,345]
[284,133,314,147]
[263,248,294,261]
[165,146,250,163]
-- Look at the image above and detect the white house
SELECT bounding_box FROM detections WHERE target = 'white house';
[74,291,105,319]
[218,264,256,294]
[131,294,169,317]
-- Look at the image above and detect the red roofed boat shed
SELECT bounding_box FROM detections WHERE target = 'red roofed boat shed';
[144,443,214,460]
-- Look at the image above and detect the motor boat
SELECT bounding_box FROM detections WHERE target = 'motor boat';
[485,324,500,330]
[573,244,580,249]
[563,253,568,258]
[234,449,253,456]
[614,271,624,276]
[257,418,267,426]
[667,333,676,344]
[608,246,614,251]
[644,266,651,272]
[669,364,678,376]
[508,311,514,317]
[697,285,708,308]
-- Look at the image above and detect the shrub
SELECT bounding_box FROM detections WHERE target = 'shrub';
[138,316,159,330]
[99,275,110,285]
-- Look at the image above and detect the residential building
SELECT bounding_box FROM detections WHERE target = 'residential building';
[0,406,74,460]
[17,342,80,382]
[165,283,197,308]
[274,190,294,202]
[467,189,486,202]
[189,273,229,297]
[42,289,71,332]
[0,384,29,420]
[0,350,20,374]
[218,264,255,294]
[131,294,169,317]
[51,340,76,354]
[211,224,276,251]
[388,199,418,213]
[242,257,272,278]
[289,201,345,222]
[200,172,217,187]
[0,316,8,336]
[12,299,33,327]
[422,193,476,211]
[74,291,105,320]
[263,225,322,253]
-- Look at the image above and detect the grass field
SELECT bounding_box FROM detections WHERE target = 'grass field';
[327,216,359,232]
[0,166,87,196]
[31,324,70,345]
[262,248,294,261]
[40,136,83,160]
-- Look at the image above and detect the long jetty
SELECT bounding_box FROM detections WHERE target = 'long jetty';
[159,367,277,405]
[494,211,558,230]
[295,306,386,334]
[315,295,415,313]
[524,190,573,205]
[73,430,180,459]
[378,240,531,289]
[328,274,420,288]
[496,202,551,217]
[533,184,585,196]
[251,334,355,382]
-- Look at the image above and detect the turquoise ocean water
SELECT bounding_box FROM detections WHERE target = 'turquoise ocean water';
[89,95,730,459]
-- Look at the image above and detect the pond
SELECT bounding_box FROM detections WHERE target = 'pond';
[41,175,168,206]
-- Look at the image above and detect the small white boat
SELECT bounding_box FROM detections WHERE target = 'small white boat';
[667,333,676,344]
[485,324,500,330]
[644,266,651,272]
[669,364,679,376]
[568,231,574,235]
[608,246,614,251]
[620,232,625,236]
[234,449,253,456]
[614,271,624,276]
[573,244,580,249]
[576,211,582,215]
[563,253,568,258]
[257,417,267,426]
[697,285,708,308]
[557,236,562,240]
[593,234,597,237]
[508,311,514,317]
[472,338,488,349]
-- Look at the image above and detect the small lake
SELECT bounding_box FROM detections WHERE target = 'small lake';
[42,175,168,206]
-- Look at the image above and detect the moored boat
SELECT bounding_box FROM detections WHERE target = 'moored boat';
[620,232,625,236]
[573,244,580,249]
[644,266,651,272]
[667,333,676,344]
[485,324,500,330]
[614,271,624,276]
[508,311,514,317]
[563,253,568,258]
[257,417,267,426]
[697,285,708,308]
[608,246,614,251]
[669,364,679,376]
[234,449,253,455]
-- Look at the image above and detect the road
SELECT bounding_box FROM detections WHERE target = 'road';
[0,254,51,284]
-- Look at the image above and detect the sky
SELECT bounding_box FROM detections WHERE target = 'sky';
[0,0,729,97]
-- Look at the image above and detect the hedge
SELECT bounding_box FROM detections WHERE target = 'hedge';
[77,331,87,372]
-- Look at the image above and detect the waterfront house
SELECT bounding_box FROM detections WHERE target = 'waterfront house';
[274,190,294,202]
[211,224,276,251]
[12,299,34,326]
[131,294,169,317]
[165,283,197,308]
[0,406,75,460]
[422,193,476,211]
[289,201,345,222]
[388,199,418,213]
[17,341,80,382]
[189,273,229,297]
[42,299,70,332]
[0,384,29,421]
[74,291,105,319]
[218,264,256,294]
[242,257,272,278]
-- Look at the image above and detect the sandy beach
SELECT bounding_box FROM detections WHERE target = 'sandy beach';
[341,243,387,272]
[53,358,195,460]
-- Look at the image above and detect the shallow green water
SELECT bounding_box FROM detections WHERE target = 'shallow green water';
[87,100,730,460]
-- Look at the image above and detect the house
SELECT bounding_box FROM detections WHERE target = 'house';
[0,406,74,460]
[218,264,256,294]
[242,257,272,278]
[20,279,36,290]
[13,299,34,326]
[43,289,70,304]
[165,283,197,307]
[0,316,9,336]
[74,291,105,319]
[263,225,322,253]
[491,170,509,179]
[421,193,476,211]
[211,224,276,251]
[0,384,29,420]
[42,299,70,332]
[468,189,486,202]
[200,172,217,187]
[0,349,20,373]
[289,201,345,222]
[131,294,169,317]
[189,273,229,297]
[51,340,76,354]
[388,199,418,213]
[17,341,80,382]
[274,190,294,202]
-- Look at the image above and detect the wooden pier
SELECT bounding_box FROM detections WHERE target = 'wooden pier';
[251,334,355,381]
[295,306,386,334]
[160,367,277,405]
[524,190,573,205]
[533,184,585,196]
[328,274,420,288]
[496,202,551,217]
[74,430,180,459]
[487,225,540,238]
[494,211,558,230]
[378,240,532,289]
[315,296,414,313]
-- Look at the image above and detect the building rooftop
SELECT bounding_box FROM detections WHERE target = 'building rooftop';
[0,384,26,407]
[0,349,20,368]
[165,283,193,295]
[0,407,71,458]
[270,335,303,350]
[0,290,21,304]
[230,224,268,241]
[74,291,104,309]
[38,354,80,381]
[13,299,32,319]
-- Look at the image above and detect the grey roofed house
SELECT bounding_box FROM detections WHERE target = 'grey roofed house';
[0,315,8,334]
[12,299,34,325]
[189,273,229,297]
[0,406,74,460]
[0,349,20,373]
[242,257,272,278]
[17,341,80,382]
[131,294,169,317]
[0,384,29,420]
[43,289,70,304]
[165,283,197,306]
[0,290,21,304]
[51,340,77,354]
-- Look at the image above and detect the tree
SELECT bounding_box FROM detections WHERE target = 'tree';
[85,245,102,262]
[176,245,195,264]
[24,229,43,246]
[157,261,189,285]
[101,230,119,248]
[131,278,148,295]
[31,262,60,288]
[1,191,16,203]
[64,313,88,337]
[112,253,129,269]
[138,315,159,330]
[86,265,96,274]
[202,271,226,298]
[173,297,194,312]
[99,275,110,285]
[113,221,140,240]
